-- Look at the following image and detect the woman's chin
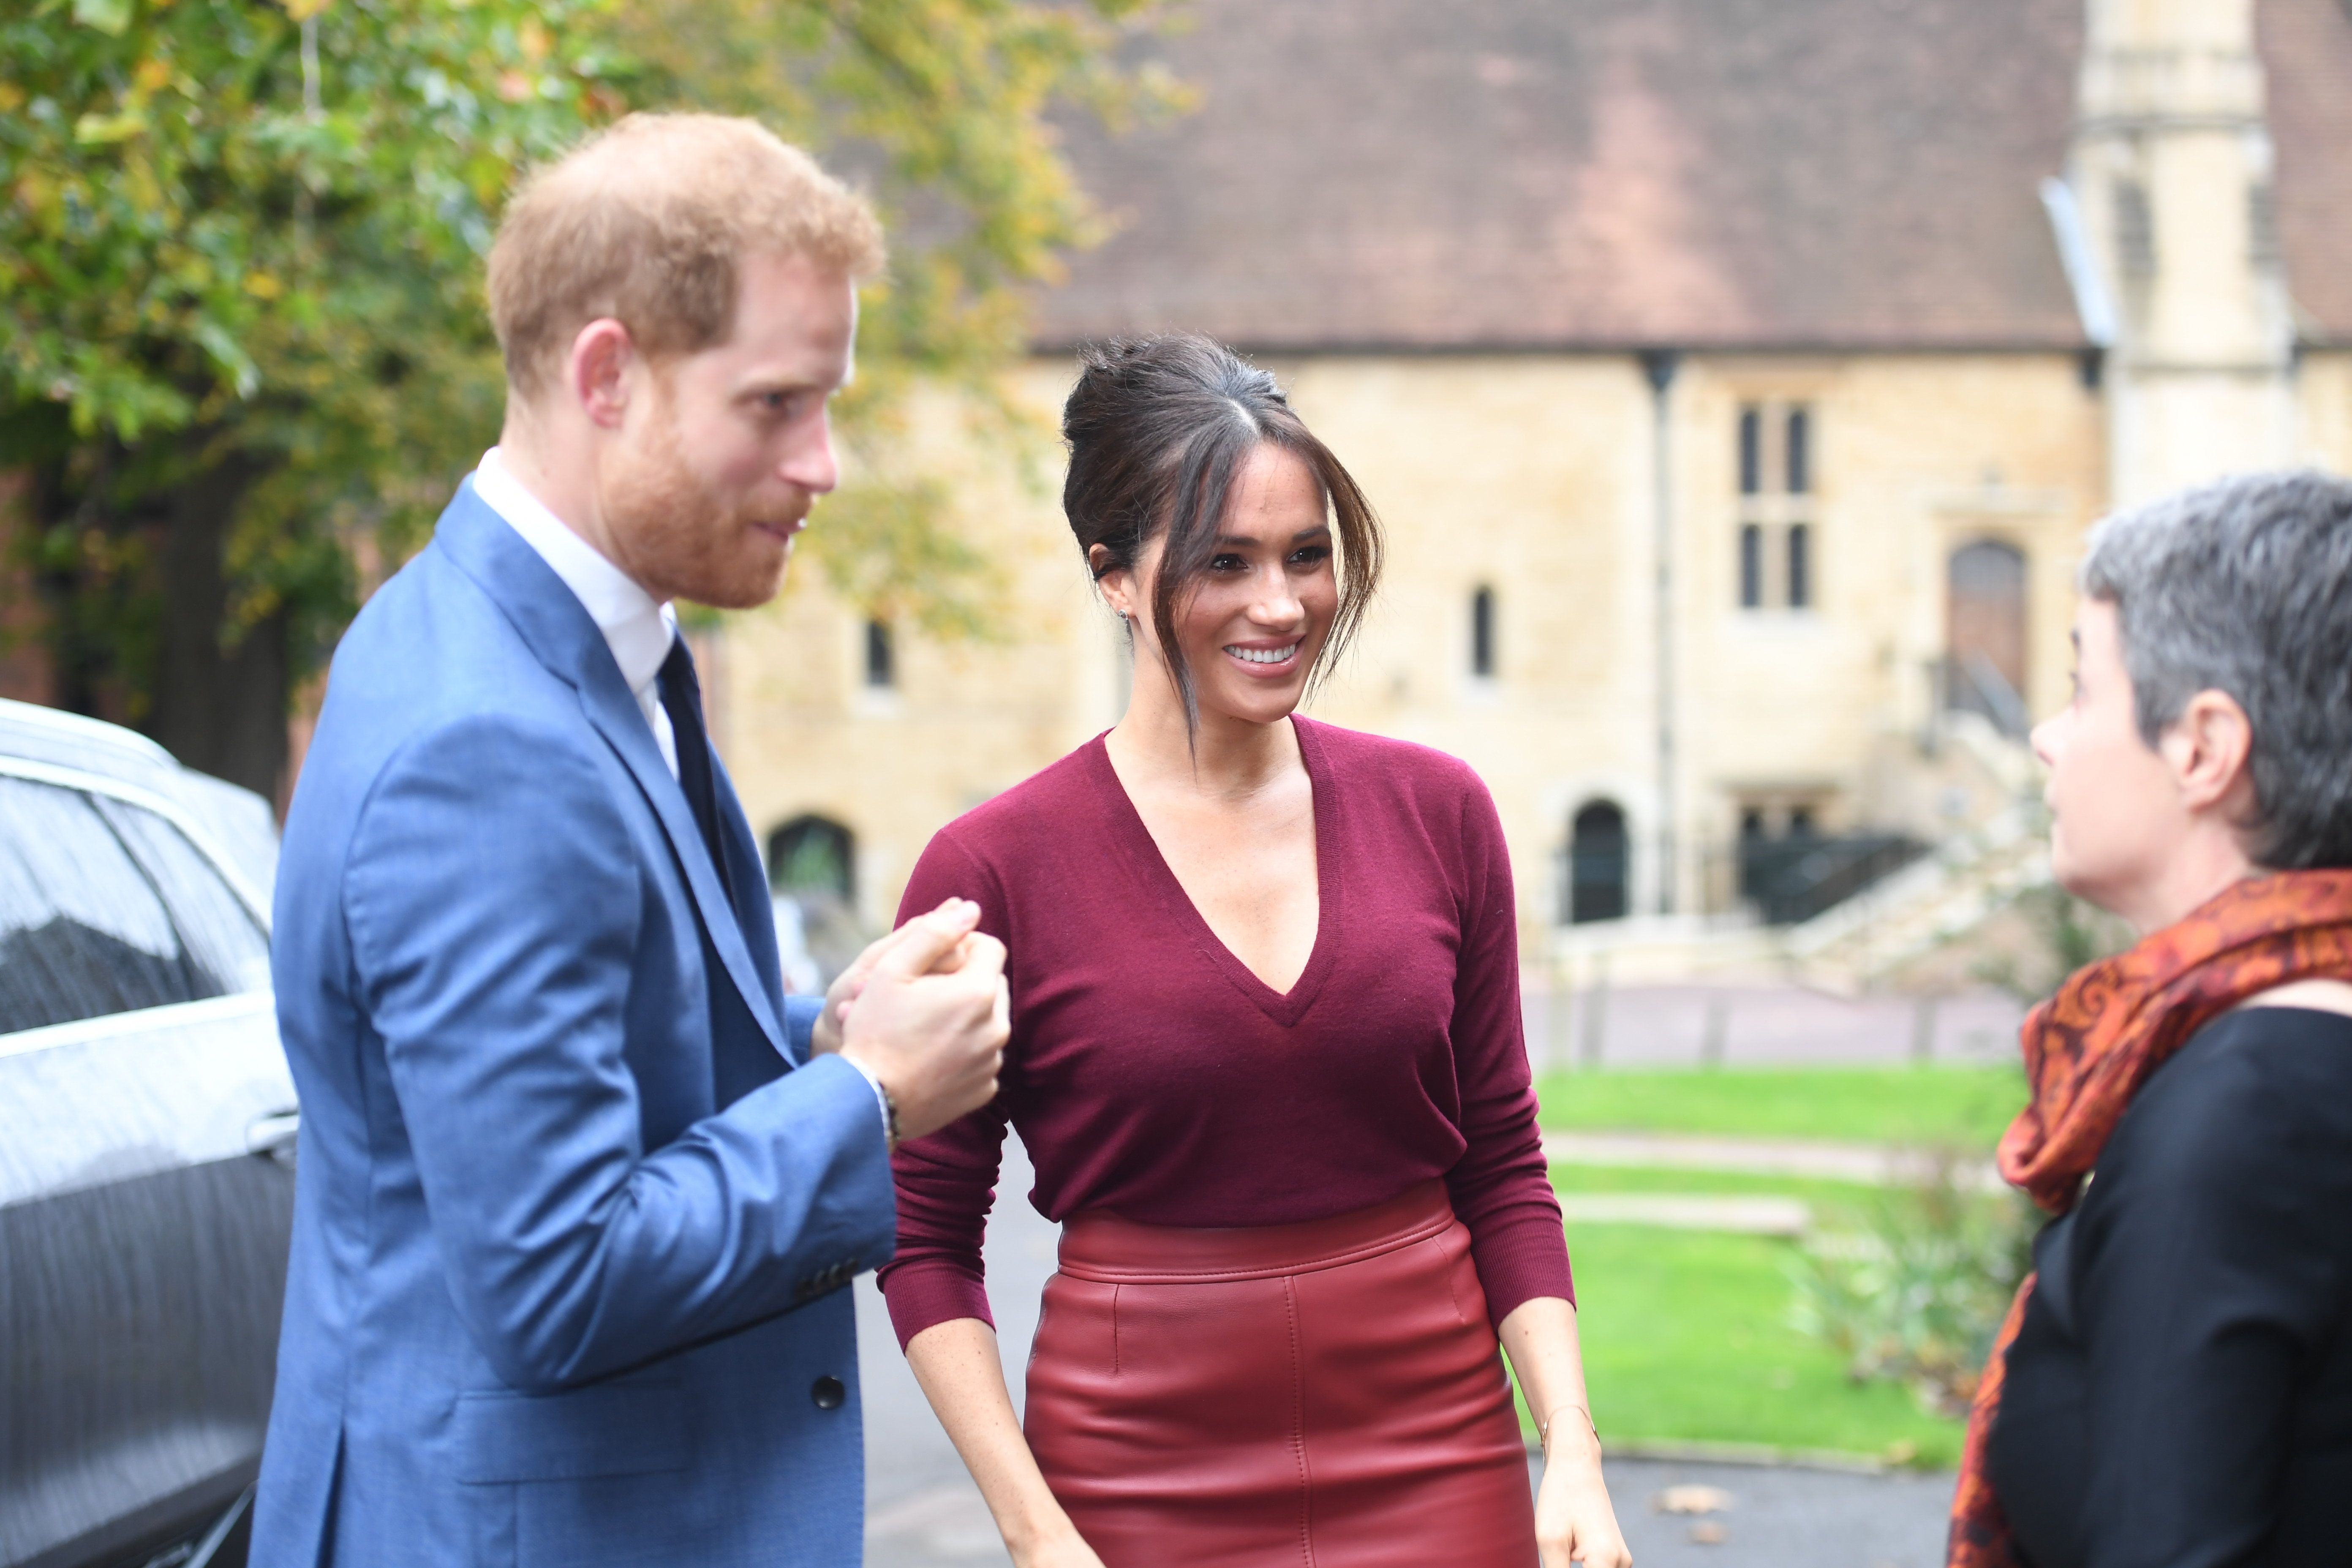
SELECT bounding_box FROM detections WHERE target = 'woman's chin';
[1202,682,1306,727]
[2048,844,2134,927]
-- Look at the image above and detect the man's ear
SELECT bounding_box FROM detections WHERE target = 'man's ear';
[568,318,638,430]
[2161,688,2256,816]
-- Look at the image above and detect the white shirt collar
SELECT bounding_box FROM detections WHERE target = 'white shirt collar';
[474,448,677,696]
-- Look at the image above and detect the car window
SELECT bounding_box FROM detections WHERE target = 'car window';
[0,776,220,1035]
[90,794,271,996]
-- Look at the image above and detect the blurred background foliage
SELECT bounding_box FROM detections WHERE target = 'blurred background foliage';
[0,0,1177,795]
[1789,1152,2036,1420]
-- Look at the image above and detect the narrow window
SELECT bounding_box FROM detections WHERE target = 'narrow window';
[1470,585,1496,678]
[1786,407,1810,495]
[2115,179,2156,278]
[2249,182,2281,268]
[1787,523,1812,610]
[1737,406,1762,495]
[1739,524,1764,608]
[863,619,895,689]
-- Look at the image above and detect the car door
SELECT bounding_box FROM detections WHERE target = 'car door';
[0,765,292,1568]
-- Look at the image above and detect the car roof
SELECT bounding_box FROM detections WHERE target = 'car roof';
[0,696,187,795]
[0,697,280,905]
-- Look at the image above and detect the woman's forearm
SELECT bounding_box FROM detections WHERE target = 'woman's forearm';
[1501,1295,1631,1568]
[1500,1295,1603,1467]
[903,1317,1084,1556]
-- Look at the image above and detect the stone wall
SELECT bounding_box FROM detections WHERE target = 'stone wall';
[713,348,2112,950]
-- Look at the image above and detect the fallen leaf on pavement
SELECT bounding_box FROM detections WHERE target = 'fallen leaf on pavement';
[1655,1484,1735,1515]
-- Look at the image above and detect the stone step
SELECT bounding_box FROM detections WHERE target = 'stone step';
[1542,1131,2002,1191]
[1557,1193,1814,1236]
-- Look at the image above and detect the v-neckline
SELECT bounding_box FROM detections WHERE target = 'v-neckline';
[1089,718,1341,1026]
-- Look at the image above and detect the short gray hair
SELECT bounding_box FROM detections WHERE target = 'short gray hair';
[2079,470,2352,869]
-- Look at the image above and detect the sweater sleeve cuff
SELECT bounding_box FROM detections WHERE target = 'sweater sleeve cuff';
[1471,1221,1578,1328]
[877,1258,997,1352]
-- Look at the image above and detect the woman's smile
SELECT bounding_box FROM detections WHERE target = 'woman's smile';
[1223,638,1304,671]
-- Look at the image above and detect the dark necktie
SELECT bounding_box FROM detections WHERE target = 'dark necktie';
[656,637,736,908]
[658,636,781,1107]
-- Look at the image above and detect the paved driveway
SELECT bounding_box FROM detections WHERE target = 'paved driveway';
[1519,982,2025,1073]
[858,1136,1957,1568]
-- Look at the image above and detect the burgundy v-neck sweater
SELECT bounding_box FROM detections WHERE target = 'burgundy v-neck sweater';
[876,718,1573,1349]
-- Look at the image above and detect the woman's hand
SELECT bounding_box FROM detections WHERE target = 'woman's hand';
[1009,1524,1108,1568]
[1534,1419,1632,1568]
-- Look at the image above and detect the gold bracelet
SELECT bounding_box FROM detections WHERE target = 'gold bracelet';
[1536,1404,1599,1450]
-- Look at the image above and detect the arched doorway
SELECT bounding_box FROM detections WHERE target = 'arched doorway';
[767,815,855,902]
[1946,539,2028,734]
[766,815,858,993]
[1566,801,1629,924]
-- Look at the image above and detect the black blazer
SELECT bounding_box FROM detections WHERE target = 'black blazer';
[1989,1005,2352,1568]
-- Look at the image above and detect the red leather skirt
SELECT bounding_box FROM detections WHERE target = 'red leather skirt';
[1023,1181,1538,1567]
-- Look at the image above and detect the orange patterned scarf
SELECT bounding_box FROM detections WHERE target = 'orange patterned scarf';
[1947,869,2352,1568]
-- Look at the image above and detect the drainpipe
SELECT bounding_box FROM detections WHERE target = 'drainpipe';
[1641,349,1681,917]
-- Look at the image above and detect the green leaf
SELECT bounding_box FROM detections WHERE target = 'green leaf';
[72,110,147,144]
[71,0,134,37]
[192,319,261,400]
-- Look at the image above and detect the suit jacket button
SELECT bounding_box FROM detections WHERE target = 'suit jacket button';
[811,1375,847,1411]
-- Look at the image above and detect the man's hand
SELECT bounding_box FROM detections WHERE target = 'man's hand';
[835,899,1009,1142]
[809,904,956,1059]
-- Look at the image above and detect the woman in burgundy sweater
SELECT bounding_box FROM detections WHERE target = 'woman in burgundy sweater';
[877,335,1628,1568]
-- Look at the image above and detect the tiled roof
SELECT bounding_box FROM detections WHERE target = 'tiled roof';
[1037,0,2093,352]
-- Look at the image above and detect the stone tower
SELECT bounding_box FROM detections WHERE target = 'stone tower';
[2067,0,2300,506]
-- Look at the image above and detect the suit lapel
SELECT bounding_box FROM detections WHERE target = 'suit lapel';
[432,483,789,1062]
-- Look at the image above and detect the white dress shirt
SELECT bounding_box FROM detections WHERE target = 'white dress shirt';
[474,448,681,780]
[471,449,889,1135]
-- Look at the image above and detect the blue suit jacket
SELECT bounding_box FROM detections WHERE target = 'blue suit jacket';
[252,483,896,1567]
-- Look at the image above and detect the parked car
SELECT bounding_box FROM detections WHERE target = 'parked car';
[0,697,292,1568]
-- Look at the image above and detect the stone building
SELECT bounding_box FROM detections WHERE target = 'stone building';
[719,0,2352,958]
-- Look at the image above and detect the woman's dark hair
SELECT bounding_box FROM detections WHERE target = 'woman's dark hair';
[1061,333,1383,729]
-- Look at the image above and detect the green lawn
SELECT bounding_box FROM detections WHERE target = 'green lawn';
[1534,1064,2027,1151]
[1557,1224,1963,1467]
[1532,1064,2025,1465]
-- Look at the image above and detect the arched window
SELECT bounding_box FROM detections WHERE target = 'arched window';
[864,620,896,689]
[767,814,855,903]
[1470,585,1496,678]
[1566,800,1629,925]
